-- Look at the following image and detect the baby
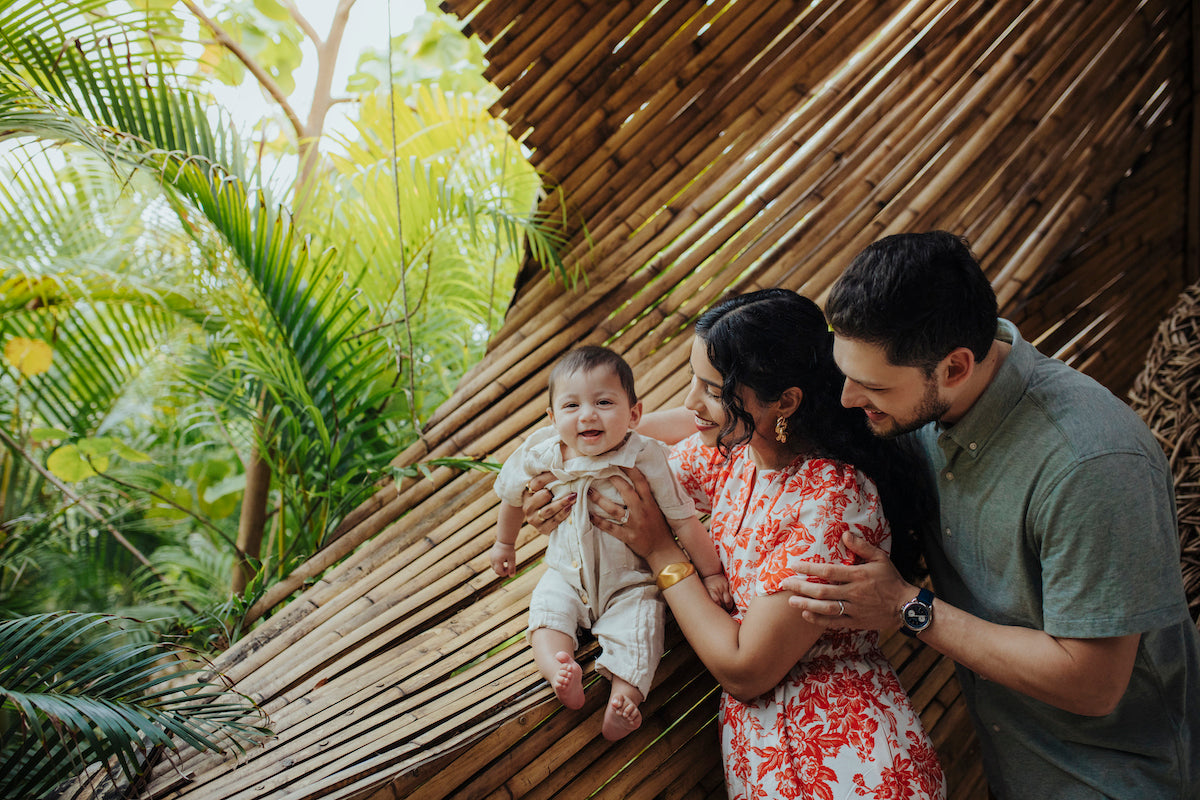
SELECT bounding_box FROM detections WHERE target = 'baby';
[491,346,729,740]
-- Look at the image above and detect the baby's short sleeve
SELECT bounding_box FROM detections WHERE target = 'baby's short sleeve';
[492,427,558,506]
[635,437,696,521]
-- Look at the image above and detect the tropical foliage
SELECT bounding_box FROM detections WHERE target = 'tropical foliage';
[0,611,268,799]
[0,0,567,639]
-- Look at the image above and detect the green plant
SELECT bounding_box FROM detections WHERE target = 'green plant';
[0,612,269,799]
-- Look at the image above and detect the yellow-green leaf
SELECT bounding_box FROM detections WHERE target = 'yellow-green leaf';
[46,445,107,482]
[253,0,291,22]
[146,483,193,521]
[31,428,70,443]
[4,337,53,377]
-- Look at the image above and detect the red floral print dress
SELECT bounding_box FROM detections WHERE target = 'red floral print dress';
[670,435,945,800]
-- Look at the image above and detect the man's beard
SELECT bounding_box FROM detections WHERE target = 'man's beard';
[866,378,950,439]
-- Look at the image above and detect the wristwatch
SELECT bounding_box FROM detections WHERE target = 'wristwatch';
[899,587,935,637]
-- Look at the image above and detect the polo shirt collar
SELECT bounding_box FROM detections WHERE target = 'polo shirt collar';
[936,319,1032,458]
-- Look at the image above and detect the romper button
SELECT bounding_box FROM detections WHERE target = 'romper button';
[945,527,952,536]
[580,593,589,604]
[572,560,579,569]
[969,442,978,450]
[945,471,954,481]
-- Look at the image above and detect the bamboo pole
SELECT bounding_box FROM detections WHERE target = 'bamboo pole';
[124,1,1197,798]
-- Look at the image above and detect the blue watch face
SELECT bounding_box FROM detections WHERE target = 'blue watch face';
[903,604,931,629]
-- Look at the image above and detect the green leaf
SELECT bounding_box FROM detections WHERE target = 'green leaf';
[110,439,152,463]
[146,482,193,520]
[0,612,269,799]
[30,427,70,442]
[46,444,105,481]
[253,0,291,22]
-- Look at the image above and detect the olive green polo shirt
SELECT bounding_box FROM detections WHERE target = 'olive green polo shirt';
[911,320,1200,799]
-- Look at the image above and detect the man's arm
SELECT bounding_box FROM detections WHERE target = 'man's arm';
[781,532,1140,717]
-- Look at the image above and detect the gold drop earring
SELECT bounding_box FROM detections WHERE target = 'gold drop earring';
[775,416,788,443]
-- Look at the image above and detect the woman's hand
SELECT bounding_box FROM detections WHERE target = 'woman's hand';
[589,466,685,572]
[521,472,574,535]
[779,531,912,632]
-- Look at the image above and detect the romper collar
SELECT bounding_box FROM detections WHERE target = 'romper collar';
[937,319,1033,459]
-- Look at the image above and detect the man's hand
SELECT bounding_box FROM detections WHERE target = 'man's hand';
[779,530,914,632]
[521,472,574,535]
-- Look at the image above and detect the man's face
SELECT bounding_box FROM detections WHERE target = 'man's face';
[832,336,950,438]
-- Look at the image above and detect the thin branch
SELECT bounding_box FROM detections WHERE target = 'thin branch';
[281,0,322,47]
[293,0,358,198]
[0,428,199,614]
[385,1,421,438]
[93,466,238,552]
[178,0,306,142]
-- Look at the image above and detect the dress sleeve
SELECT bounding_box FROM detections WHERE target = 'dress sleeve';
[757,460,891,596]
[668,433,727,516]
[493,454,529,506]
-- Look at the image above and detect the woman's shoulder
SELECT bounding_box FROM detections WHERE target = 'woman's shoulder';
[784,455,880,498]
[669,433,726,464]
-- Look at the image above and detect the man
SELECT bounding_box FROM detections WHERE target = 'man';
[781,231,1200,798]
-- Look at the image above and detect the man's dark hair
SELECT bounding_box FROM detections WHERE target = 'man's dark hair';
[825,231,998,372]
[549,345,638,405]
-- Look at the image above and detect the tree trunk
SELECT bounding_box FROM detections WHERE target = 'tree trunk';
[232,438,270,596]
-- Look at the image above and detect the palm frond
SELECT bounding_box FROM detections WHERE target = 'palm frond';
[0,612,268,800]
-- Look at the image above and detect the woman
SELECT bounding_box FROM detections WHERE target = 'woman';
[527,289,945,799]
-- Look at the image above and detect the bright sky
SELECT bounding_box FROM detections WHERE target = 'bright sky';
[215,0,425,138]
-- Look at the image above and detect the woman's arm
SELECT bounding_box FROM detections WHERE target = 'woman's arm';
[637,407,696,445]
[660,572,821,700]
[592,466,823,701]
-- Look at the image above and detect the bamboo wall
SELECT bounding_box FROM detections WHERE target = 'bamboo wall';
[81,1,1196,799]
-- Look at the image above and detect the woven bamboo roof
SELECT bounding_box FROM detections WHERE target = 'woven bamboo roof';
[76,1,1198,798]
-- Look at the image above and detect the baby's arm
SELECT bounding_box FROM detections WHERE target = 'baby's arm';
[491,502,524,577]
[673,516,732,609]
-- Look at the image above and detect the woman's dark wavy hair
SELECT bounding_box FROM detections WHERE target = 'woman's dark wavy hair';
[694,288,934,579]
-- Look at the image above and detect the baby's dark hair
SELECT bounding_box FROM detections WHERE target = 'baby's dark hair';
[548,346,638,405]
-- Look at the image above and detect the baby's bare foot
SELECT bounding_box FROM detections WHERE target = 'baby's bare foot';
[601,691,642,741]
[552,651,585,709]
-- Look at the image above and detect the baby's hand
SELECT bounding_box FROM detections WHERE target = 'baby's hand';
[703,573,733,609]
[490,542,517,577]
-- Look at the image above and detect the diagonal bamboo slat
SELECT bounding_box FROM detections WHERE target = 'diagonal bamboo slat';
[73,2,1196,798]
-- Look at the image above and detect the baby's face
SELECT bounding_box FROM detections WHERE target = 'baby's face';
[548,367,638,458]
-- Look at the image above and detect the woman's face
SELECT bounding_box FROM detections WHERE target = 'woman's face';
[684,336,726,446]
[684,335,773,448]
